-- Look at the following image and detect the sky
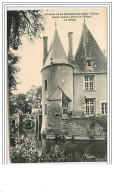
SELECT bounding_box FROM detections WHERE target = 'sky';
[13,8,107,94]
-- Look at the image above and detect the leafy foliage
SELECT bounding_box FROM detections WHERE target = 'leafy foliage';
[8,11,44,113]
[16,94,32,114]
[7,10,44,50]
[8,51,20,92]
[11,130,106,163]
[9,95,18,115]
[26,85,42,107]
[9,93,32,115]
[90,115,107,132]
[11,132,37,163]
[9,85,42,115]
[7,10,44,88]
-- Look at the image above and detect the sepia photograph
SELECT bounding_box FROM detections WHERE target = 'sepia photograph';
[8,8,107,163]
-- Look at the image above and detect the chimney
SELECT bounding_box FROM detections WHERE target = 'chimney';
[68,32,73,59]
[43,36,48,65]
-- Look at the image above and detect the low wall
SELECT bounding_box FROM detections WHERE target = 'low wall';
[46,116,107,139]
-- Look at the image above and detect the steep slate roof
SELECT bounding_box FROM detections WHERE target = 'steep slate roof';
[74,23,107,73]
[44,27,69,67]
[47,86,71,101]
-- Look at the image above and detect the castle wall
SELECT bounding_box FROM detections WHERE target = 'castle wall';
[46,116,107,139]
[53,64,74,109]
[63,117,106,138]
[41,66,52,133]
[41,64,74,134]
[73,73,107,116]
[47,100,63,134]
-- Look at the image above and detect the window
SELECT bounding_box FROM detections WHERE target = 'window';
[85,76,94,90]
[87,59,92,66]
[45,80,47,90]
[101,103,107,115]
[63,109,68,114]
[62,100,68,115]
[85,99,95,115]
[45,104,47,115]
[62,100,68,108]
[55,113,60,117]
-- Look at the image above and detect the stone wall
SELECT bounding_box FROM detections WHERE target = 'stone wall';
[46,116,107,138]
[47,100,64,135]
[64,117,106,137]
[53,64,74,110]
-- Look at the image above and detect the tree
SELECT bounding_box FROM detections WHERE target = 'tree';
[7,11,44,92]
[26,85,42,107]
[36,86,42,101]
[8,51,20,93]
[7,11,44,113]
[16,94,32,114]
[7,11,44,50]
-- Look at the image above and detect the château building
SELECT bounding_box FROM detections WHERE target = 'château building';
[41,22,107,135]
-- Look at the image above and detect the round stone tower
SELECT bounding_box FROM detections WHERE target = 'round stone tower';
[41,25,74,134]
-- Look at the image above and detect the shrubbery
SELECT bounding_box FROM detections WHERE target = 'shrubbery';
[90,115,107,132]
[10,132,106,163]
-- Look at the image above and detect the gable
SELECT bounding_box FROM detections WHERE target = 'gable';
[47,86,71,101]
[47,87,62,101]
[74,23,107,73]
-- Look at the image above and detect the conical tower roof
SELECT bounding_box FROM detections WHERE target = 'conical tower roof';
[74,22,107,72]
[44,25,69,67]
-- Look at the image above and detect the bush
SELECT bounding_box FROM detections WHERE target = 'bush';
[11,138,106,163]
[90,115,107,132]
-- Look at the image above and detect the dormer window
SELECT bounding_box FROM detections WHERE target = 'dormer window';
[87,59,92,67]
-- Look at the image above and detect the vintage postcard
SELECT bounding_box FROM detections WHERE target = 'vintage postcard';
[7,7,108,163]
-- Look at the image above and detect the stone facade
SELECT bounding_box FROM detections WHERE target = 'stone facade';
[41,63,74,134]
[73,73,107,116]
[41,22,107,137]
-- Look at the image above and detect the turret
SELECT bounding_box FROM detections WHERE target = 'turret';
[41,23,74,134]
